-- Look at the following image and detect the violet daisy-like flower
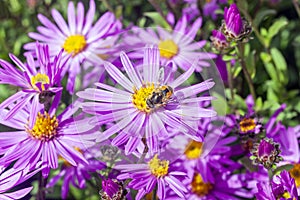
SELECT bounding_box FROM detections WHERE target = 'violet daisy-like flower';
[0,43,64,120]
[0,165,41,200]
[24,0,121,93]
[77,46,216,155]
[256,170,298,200]
[124,15,216,72]
[115,154,187,200]
[166,167,253,200]
[165,117,241,182]
[0,101,96,177]
[221,3,252,41]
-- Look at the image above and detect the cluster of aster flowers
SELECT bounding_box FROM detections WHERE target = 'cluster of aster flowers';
[0,0,299,200]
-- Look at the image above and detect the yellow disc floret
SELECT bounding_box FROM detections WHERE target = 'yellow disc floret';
[30,73,50,91]
[148,154,169,178]
[158,39,179,59]
[132,83,155,113]
[239,118,256,133]
[290,163,300,187]
[27,112,59,141]
[184,141,203,160]
[63,35,87,56]
[191,173,213,197]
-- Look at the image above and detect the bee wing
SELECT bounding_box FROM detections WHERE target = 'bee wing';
[174,91,184,103]
[167,91,184,105]
[157,67,165,85]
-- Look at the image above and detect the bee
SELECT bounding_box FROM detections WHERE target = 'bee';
[146,85,173,109]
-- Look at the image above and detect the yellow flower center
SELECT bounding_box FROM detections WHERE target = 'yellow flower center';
[158,39,178,59]
[132,83,155,113]
[27,112,59,141]
[63,35,87,56]
[185,141,203,159]
[30,73,50,91]
[191,173,213,197]
[290,163,300,187]
[148,154,169,178]
[239,118,256,133]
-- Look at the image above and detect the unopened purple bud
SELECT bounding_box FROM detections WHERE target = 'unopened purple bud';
[221,4,252,41]
[100,179,127,200]
[251,138,282,169]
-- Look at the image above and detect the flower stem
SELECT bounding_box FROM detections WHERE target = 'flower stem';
[226,61,235,102]
[268,168,273,181]
[37,173,47,200]
[292,0,300,19]
[152,184,158,200]
[237,43,256,100]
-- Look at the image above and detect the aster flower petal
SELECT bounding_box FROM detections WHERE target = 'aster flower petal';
[67,2,76,35]
[165,176,186,197]
[121,52,142,87]
[157,177,166,199]
[51,9,70,36]
[82,0,96,35]
[169,63,195,88]
[143,45,160,83]
[0,187,33,200]
[104,62,134,92]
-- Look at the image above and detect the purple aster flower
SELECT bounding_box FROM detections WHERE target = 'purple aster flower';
[251,138,282,169]
[0,164,41,199]
[115,154,187,200]
[0,101,96,177]
[221,4,252,41]
[47,145,105,199]
[24,0,121,93]
[256,170,298,200]
[165,118,241,183]
[203,0,219,20]
[124,15,216,72]
[210,30,230,52]
[0,43,64,120]
[77,46,216,155]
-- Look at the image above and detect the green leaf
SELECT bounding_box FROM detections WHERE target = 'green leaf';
[270,48,287,71]
[211,92,228,116]
[223,55,236,61]
[144,12,171,29]
[255,97,263,111]
[253,9,276,27]
[270,48,288,84]
[246,50,256,78]
[266,18,288,47]
[273,164,294,175]
[260,52,278,81]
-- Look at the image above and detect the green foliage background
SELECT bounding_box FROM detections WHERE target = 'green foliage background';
[0,0,300,199]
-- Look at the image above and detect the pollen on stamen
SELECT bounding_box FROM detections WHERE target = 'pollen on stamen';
[26,112,59,141]
[158,39,179,59]
[148,154,169,178]
[132,83,155,113]
[239,117,256,133]
[290,163,300,187]
[184,140,203,160]
[191,173,213,197]
[30,73,50,91]
[63,34,87,57]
